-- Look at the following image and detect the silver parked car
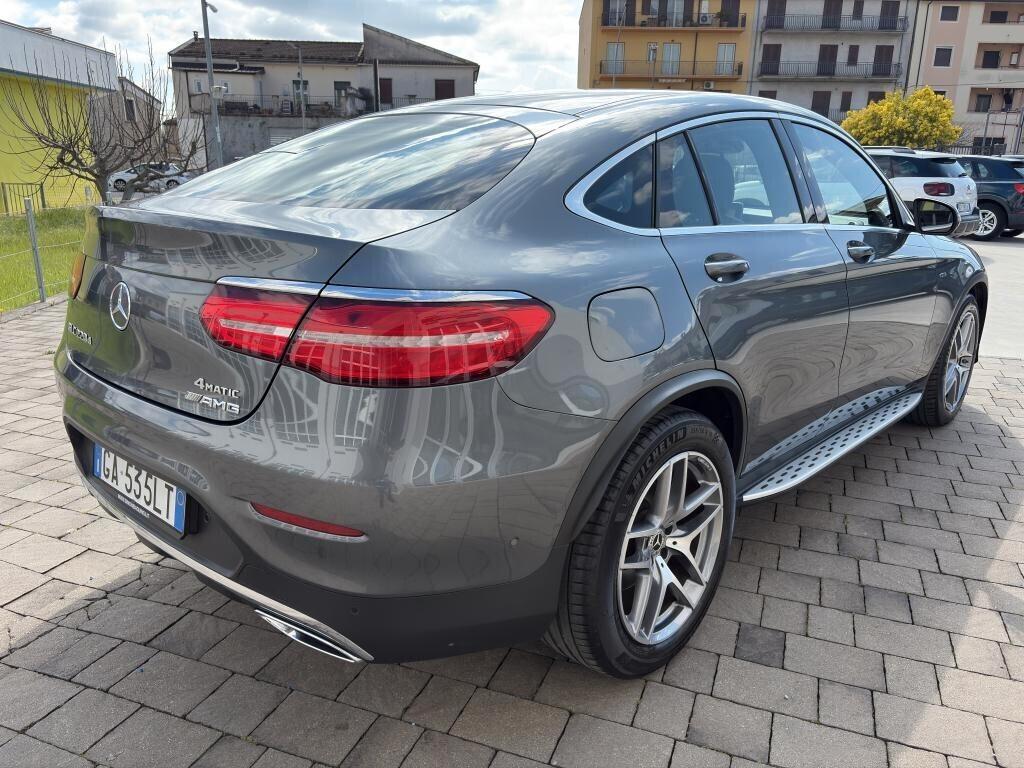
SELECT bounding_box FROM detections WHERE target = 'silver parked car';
[58,91,986,677]
[108,162,194,192]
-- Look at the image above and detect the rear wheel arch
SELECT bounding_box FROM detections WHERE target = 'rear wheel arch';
[968,279,988,343]
[977,196,1009,216]
[559,370,747,545]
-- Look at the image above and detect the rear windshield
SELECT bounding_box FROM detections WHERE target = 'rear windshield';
[889,156,967,179]
[969,159,1024,181]
[174,113,534,211]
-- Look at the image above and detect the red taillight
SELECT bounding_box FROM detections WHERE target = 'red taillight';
[923,182,954,196]
[252,502,364,538]
[200,285,314,361]
[285,297,554,387]
[1014,183,1024,195]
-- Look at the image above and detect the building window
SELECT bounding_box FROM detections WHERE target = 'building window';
[124,97,135,122]
[852,0,864,20]
[989,9,1008,23]
[933,47,953,67]
[867,91,885,104]
[716,43,737,76]
[975,93,993,112]
[194,79,203,93]
[939,5,959,21]
[934,90,947,97]
[662,43,681,75]
[847,45,860,65]
[758,90,777,99]
[605,41,625,74]
[981,50,1001,68]
[434,79,455,100]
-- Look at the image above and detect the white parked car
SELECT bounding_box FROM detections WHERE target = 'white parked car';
[109,163,194,193]
[865,148,979,236]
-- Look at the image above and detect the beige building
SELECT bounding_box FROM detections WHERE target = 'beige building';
[578,0,757,93]
[907,1,1024,150]
[748,0,920,122]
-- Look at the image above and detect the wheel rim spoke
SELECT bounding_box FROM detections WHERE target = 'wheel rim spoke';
[617,450,725,646]
[944,310,976,411]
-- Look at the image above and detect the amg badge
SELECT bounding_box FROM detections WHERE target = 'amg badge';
[185,377,241,414]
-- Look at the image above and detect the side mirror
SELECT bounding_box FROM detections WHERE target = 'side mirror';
[913,198,960,236]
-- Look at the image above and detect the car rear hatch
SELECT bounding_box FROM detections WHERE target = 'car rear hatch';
[66,111,537,422]
[70,198,449,421]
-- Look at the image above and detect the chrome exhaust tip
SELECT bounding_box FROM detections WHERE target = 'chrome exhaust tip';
[255,609,363,663]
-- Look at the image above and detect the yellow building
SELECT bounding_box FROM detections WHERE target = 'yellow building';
[579,0,757,93]
[0,20,116,213]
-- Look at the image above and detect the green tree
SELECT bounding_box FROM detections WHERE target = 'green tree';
[841,87,962,148]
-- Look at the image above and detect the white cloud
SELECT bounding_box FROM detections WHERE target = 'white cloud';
[8,0,582,95]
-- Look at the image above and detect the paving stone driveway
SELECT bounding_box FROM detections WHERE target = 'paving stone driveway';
[1,301,1023,768]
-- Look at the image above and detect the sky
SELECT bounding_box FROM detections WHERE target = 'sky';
[4,0,582,95]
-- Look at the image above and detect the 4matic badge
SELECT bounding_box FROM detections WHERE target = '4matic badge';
[185,377,241,415]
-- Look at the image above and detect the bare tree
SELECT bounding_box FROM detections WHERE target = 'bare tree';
[1,40,204,203]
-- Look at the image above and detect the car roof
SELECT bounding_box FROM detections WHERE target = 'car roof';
[865,147,958,160]
[961,154,1023,162]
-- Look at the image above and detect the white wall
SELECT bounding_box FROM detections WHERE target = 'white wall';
[0,20,117,90]
[377,64,475,100]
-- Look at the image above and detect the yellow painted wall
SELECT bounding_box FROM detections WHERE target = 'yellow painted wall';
[578,0,757,94]
[0,72,94,214]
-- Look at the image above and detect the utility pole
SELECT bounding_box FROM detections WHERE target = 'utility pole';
[288,42,306,132]
[201,0,223,169]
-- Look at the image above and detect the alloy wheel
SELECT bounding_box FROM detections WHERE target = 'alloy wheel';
[943,309,977,412]
[617,450,724,645]
[977,209,998,238]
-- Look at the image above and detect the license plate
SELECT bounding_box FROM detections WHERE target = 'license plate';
[92,444,186,533]
[957,202,972,213]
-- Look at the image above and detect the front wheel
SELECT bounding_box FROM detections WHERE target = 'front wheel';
[974,204,1006,241]
[544,407,735,677]
[113,179,127,191]
[908,298,979,427]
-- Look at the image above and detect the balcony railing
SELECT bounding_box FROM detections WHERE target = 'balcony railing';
[826,109,849,123]
[600,59,744,77]
[758,61,902,79]
[378,96,435,110]
[601,11,746,28]
[211,93,356,117]
[762,14,908,31]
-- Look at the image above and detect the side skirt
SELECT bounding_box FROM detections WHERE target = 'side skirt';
[740,391,922,502]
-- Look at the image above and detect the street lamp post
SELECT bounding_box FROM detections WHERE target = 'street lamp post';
[201,0,224,169]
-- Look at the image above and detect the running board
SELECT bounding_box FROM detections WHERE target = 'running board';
[742,392,921,502]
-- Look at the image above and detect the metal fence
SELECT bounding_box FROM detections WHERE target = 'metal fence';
[934,143,1009,156]
[2,180,94,216]
[762,14,908,31]
[0,197,85,314]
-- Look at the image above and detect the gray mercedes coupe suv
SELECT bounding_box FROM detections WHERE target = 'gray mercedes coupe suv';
[56,91,987,678]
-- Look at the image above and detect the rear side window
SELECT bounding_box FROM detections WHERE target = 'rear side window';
[174,114,534,211]
[656,134,714,228]
[583,145,654,229]
[890,156,966,178]
[792,124,894,228]
[688,120,802,226]
[971,159,1024,180]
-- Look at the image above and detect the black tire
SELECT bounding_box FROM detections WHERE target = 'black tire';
[113,179,127,191]
[165,180,178,189]
[907,297,979,427]
[1002,229,1022,237]
[543,407,736,677]
[973,203,1006,241]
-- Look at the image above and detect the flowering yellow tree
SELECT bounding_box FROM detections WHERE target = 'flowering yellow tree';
[842,87,962,148]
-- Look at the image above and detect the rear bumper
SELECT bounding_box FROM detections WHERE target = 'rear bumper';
[57,345,609,661]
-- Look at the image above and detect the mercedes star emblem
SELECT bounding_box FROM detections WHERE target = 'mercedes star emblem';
[109,282,131,331]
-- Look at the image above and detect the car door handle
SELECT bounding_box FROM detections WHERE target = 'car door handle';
[704,255,750,282]
[847,242,875,263]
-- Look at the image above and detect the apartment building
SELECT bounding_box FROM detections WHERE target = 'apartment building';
[170,24,478,166]
[907,1,1024,149]
[578,0,757,92]
[748,0,919,121]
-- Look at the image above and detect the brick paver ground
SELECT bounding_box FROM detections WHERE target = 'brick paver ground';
[1,300,1023,768]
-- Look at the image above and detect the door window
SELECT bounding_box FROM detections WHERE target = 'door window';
[688,120,802,226]
[716,44,737,75]
[791,123,894,228]
[656,134,714,228]
[583,145,654,228]
[662,43,681,75]
[606,42,625,74]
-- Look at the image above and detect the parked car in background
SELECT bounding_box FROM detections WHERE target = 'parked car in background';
[58,92,986,678]
[108,162,194,193]
[958,155,1024,240]
[866,147,979,237]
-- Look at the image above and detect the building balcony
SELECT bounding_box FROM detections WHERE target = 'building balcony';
[758,61,902,79]
[827,109,849,123]
[190,93,434,117]
[599,59,743,79]
[601,10,746,29]
[761,14,908,32]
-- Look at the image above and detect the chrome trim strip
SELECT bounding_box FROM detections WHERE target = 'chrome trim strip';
[742,392,921,502]
[564,134,660,237]
[217,276,324,296]
[654,109,785,140]
[320,285,533,303]
[88,487,374,661]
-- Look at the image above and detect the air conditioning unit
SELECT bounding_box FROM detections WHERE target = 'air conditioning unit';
[698,12,714,25]
[703,81,715,89]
